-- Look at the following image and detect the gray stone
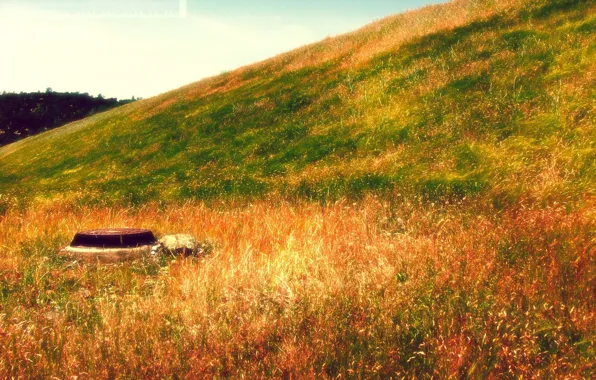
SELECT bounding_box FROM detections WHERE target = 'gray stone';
[158,234,212,257]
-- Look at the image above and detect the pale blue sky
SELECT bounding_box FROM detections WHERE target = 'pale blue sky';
[1,0,445,99]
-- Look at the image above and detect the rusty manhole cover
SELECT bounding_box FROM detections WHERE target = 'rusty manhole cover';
[62,228,158,264]
[70,228,157,248]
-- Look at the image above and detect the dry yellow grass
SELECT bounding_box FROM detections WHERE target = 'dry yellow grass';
[0,0,594,377]
[0,197,594,377]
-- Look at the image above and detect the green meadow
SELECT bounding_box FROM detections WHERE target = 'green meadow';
[0,0,593,207]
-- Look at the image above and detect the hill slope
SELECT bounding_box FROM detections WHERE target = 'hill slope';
[0,0,594,377]
[0,0,594,205]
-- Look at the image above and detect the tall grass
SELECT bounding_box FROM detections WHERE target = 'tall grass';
[0,198,593,377]
[0,0,594,376]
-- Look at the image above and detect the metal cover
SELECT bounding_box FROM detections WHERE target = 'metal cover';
[70,228,157,248]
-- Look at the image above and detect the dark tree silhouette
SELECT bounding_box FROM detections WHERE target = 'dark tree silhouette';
[0,91,137,147]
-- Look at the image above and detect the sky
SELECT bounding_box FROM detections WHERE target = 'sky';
[1,0,445,100]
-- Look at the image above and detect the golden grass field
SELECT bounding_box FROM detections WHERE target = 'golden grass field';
[0,0,594,376]
[0,197,594,377]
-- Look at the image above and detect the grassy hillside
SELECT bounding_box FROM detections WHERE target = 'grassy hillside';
[0,0,594,377]
[0,0,593,206]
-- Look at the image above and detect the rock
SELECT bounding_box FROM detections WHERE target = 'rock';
[158,234,197,256]
[157,234,213,257]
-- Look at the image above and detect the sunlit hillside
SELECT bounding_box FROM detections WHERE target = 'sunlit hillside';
[0,0,594,377]
[0,0,593,206]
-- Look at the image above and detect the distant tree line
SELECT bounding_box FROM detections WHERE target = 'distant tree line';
[0,89,139,147]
